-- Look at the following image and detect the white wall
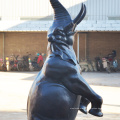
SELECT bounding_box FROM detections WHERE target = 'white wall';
[0,0,120,20]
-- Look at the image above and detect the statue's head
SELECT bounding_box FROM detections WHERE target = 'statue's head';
[48,0,86,46]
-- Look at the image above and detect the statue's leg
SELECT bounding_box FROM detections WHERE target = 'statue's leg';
[79,80,103,117]
[62,74,103,117]
[77,79,103,117]
[79,97,90,114]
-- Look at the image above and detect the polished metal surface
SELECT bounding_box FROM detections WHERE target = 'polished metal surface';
[27,0,103,120]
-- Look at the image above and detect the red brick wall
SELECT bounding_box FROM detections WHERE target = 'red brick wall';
[0,32,120,63]
[3,32,47,60]
[88,32,120,60]
[0,33,3,59]
[74,32,120,61]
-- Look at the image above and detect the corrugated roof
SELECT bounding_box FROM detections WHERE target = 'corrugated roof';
[0,20,120,32]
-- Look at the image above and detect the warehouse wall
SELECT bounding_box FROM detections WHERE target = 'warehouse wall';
[0,0,120,20]
[87,32,120,60]
[74,32,120,61]
[3,32,47,60]
[0,33,3,59]
[0,32,120,62]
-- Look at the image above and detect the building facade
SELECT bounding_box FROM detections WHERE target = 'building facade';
[0,0,120,63]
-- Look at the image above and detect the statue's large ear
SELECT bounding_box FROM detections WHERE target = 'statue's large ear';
[49,0,72,34]
[64,3,86,32]
[73,3,86,25]
[76,5,86,25]
[50,0,71,22]
[49,0,86,33]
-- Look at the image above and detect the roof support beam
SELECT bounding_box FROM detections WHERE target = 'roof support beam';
[3,33,5,64]
[77,33,80,62]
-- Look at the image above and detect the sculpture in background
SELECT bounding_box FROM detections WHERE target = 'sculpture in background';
[27,0,103,120]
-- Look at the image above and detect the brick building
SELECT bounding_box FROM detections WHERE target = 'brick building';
[0,0,120,63]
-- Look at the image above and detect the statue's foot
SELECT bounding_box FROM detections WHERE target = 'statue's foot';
[79,97,90,114]
[79,104,87,114]
[89,108,103,117]
[89,96,103,117]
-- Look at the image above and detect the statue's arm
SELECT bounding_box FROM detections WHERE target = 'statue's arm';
[61,73,101,102]
[61,72,103,117]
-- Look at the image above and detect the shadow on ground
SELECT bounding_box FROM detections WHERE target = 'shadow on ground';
[19,71,120,87]
[0,111,120,120]
[0,111,27,120]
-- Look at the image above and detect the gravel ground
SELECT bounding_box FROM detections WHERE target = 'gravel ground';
[0,71,120,120]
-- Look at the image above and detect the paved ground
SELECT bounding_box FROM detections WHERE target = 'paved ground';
[0,71,120,120]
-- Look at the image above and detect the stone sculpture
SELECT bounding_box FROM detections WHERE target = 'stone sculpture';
[27,0,103,120]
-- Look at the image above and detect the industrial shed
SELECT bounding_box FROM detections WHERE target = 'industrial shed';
[0,0,120,63]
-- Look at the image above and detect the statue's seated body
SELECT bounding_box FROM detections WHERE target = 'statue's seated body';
[27,0,103,120]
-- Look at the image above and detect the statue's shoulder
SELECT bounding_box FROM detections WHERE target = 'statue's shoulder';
[42,55,78,79]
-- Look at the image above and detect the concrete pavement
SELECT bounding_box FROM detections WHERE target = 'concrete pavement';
[0,71,120,120]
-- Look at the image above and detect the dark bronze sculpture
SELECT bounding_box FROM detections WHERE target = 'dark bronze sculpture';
[27,0,103,119]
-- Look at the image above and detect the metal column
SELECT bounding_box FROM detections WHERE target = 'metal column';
[3,33,5,63]
[85,33,87,60]
[77,33,80,62]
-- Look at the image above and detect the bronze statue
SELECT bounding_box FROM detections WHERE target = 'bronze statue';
[27,0,103,120]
